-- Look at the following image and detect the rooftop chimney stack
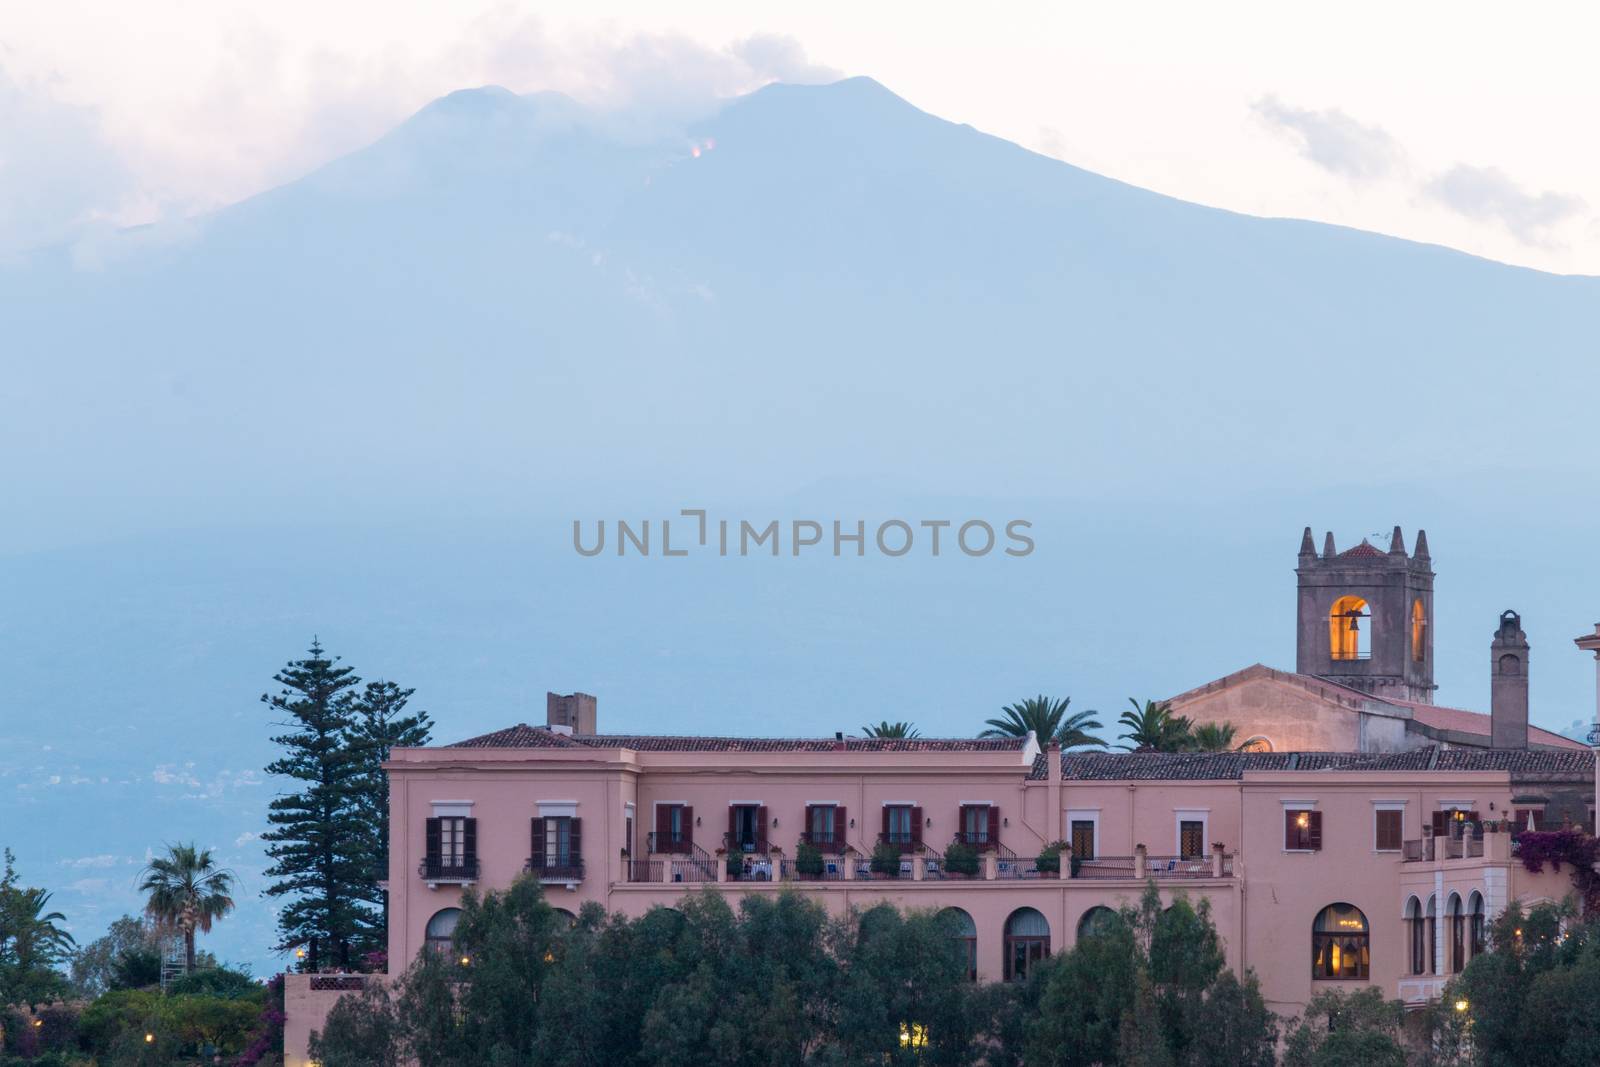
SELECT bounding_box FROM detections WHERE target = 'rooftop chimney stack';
[547,691,597,735]
[1491,611,1529,749]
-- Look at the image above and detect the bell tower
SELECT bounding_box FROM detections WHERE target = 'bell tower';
[1295,526,1435,703]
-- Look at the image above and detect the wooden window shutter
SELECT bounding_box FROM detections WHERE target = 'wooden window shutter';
[463,818,478,863]
[1431,811,1448,838]
[1307,810,1322,851]
[656,805,671,848]
[834,806,847,849]
[425,816,442,863]
[1466,810,1480,826]
[530,817,546,867]
[729,805,739,847]
[682,806,694,851]
[804,804,817,841]
[911,806,923,848]
[1285,811,1299,851]
[881,806,891,842]
[988,806,1001,849]
[756,805,768,851]
[569,817,582,862]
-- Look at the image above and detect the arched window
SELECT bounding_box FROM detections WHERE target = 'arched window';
[1426,895,1437,975]
[1004,907,1050,982]
[425,907,461,955]
[1077,906,1119,941]
[940,907,977,982]
[1447,894,1464,973]
[1239,736,1273,753]
[1329,597,1371,661]
[1412,599,1427,662]
[1405,897,1425,975]
[552,907,577,929]
[1468,892,1486,957]
[1311,903,1369,980]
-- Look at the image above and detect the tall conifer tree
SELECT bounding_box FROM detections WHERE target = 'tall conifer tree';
[262,639,368,970]
[348,680,432,945]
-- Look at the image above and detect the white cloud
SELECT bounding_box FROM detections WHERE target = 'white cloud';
[152,762,201,786]
[60,854,121,869]
[1252,95,1404,182]
[1422,164,1586,246]
[0,64,134,258]
[235,831,261,847]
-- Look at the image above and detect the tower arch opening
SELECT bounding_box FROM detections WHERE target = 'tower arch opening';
[1328,596,1371,661]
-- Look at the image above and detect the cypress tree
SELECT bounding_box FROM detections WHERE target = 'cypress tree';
[262,639,368,970]
[348,679,432,949]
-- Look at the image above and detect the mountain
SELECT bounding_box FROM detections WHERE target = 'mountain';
[2,77,1597,973]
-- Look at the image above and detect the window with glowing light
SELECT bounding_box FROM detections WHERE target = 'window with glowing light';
[1285,808,1322,851]
[1328,596,1370,661]
[1412,599,1427,662]
[1311,903,1369,980]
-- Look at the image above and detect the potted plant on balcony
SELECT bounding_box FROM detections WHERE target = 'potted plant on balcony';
[1035,840,1067,874]
[869,840,902,878]
[795,840,825,878]
[944,840,980,877]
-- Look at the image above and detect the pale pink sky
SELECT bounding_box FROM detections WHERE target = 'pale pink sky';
[4,0,1597,272]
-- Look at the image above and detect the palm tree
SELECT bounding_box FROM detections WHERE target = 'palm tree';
[981,695,1108,749]
[1117,698,1193,752]
[861,721,921,738]
[139,844,236,973]
[1188,721,1239,752]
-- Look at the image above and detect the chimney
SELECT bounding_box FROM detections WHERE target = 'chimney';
[1491,612,1529,749]
[547,691,597,735]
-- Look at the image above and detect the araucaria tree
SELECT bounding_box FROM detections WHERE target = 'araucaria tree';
[262,639,370,970]
[347,680,432,942]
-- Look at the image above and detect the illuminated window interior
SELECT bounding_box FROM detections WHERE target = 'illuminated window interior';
[1412,599,1427,662]
[1328,596,1370,661]
[1311,902,1370,980]
[1239,736,1273,753]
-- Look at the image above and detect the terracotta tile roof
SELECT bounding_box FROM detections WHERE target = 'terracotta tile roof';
[446,725,1028,753]
[1337,540,1386,559]
[1058,746,1592,780]
[1381,698,1587,751]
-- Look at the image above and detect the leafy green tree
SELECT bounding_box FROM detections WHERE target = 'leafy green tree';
[347,679,431,943]
[861,721,921,738]
[1188,722,1239,752]
[1282,988,1406,1067]
[981,695,1105,748]
[261,639,370,970]
[1187,969,1277,1067]
[0,849,75,1007]
[1118,699,1193,751]
[111,947,164,991]
[138,843,236,973]
[1118,971,1176,1066]
[1027,909,1138,1066]
[71,914,168,997]
[308,980,402,1067]
[830,904,975,1066]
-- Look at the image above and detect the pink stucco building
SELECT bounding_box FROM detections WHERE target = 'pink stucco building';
[282,708,1591,1065]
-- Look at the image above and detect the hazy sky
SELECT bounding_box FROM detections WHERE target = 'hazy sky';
[4,1,1598,273]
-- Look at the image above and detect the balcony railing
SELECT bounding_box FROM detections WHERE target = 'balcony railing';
[626,857,662,882]
[921,846,977,880]
[877,831,916,854]
[1403,836,1484,862]
[525,857,585,882]
[790,854,851,880]
[726,854,780,881]
[1143,855,1218,879]
[418,858,479,882]
[1074,856,1137,879]
[952,829,997,852]
[994,842,1044,880]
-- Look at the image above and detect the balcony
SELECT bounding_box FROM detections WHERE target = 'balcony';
[525,857,585,884]
[1402,835,1489,862]
[951,829,996,852]
[418,858,478,886]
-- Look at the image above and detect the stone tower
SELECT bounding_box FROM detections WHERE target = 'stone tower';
[1295,526,1435,703]
[1490,610,1530,749]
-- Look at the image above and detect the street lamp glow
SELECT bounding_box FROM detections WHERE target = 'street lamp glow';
[1454,999,1469,1014]
[144,1033,155,1044]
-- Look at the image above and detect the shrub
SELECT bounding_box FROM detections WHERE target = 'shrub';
[869,840,902,876]
[1035,840,1067,874]
[944,841,980,877]
[164,965,257,999]
[794,841,825,877]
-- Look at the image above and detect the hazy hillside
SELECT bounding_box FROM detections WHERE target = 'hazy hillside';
[2,77,1596,971]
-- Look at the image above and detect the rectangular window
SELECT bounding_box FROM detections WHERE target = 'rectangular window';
[884,805,914,846]
[424,815,477,879]
[1375,809,1402,851]
[1285,809,1322,851]
[1179,820,1205,860]
[729,805,766,852]
[530,815,583,879]
[1070,820,1096,861]
[655,804,692,853]
[959,804,997,849]
[625,813,634,856]
[439,817,467,865]
[805,804,844,851]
